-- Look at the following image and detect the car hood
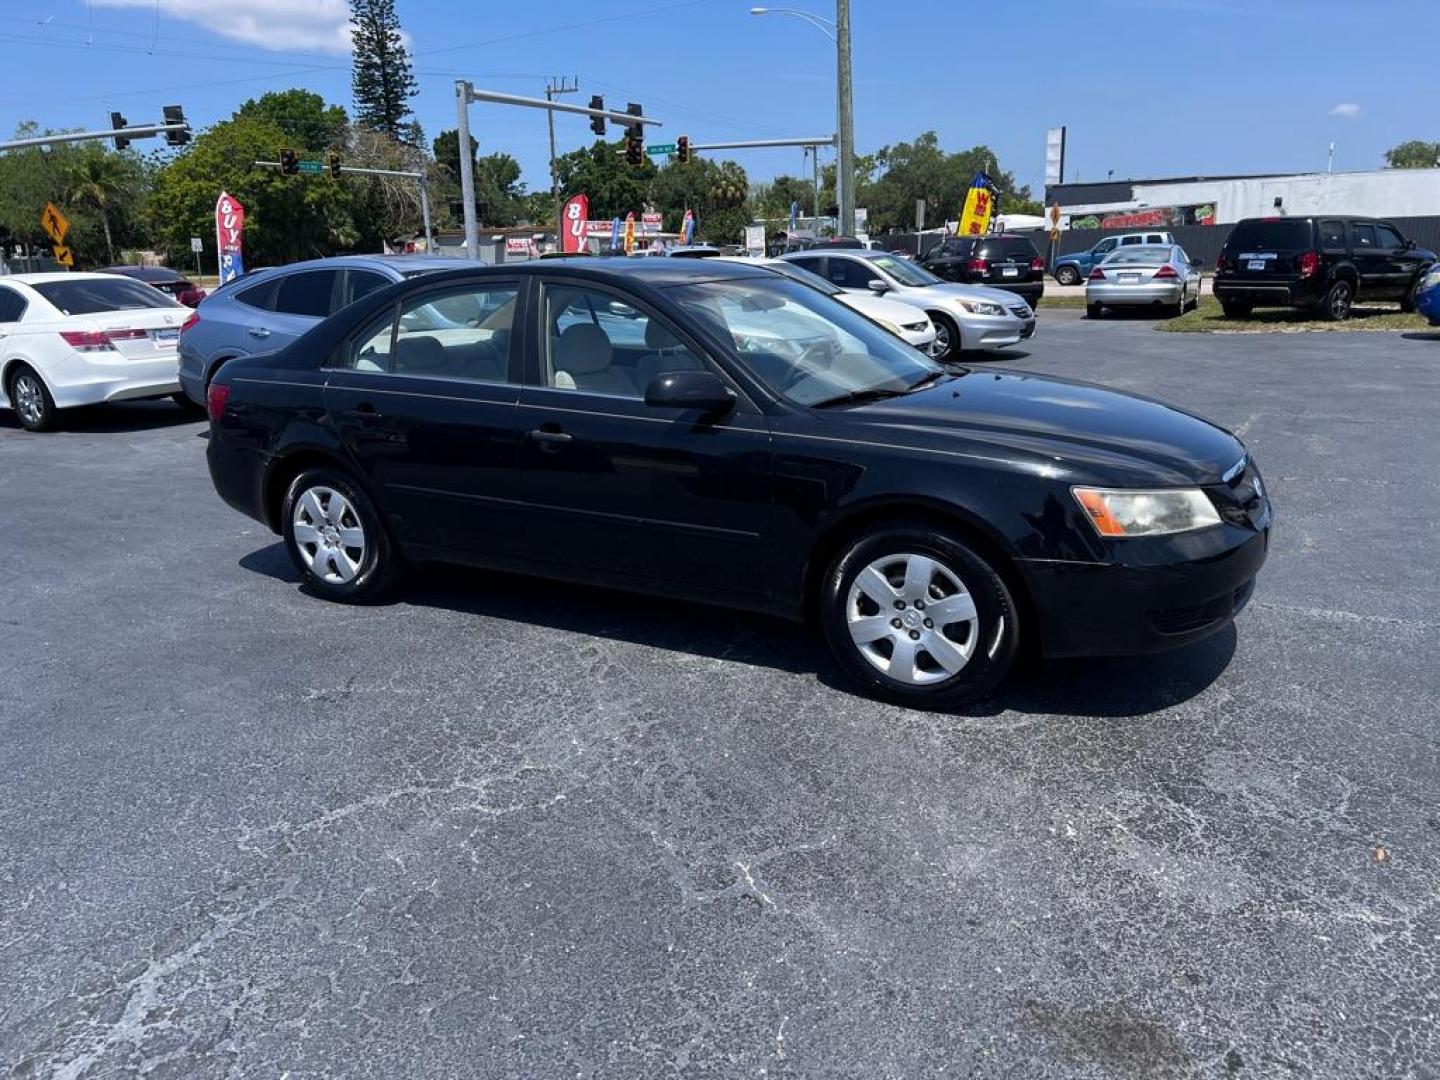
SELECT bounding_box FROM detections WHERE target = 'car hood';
[842,369,1245,486]
[909,282,1028,308]
[841,293,931,326]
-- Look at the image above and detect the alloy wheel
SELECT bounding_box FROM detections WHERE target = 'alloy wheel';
[1330,283,1352,320]
[845,552,981,685]
[12,373,45,427]
[292,485,367,584]
[931,321,951,358]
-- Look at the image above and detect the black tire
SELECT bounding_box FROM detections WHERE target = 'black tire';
[1400,274,1423,314]
[172,391,205,415]
[1219,300,1252,319]
[1321,278,1353,322]
[929,312,960,362]
[1086,303,1103,319]
[1054,265,1081,287]
[281,467,399,601]
[819,523,1021,708]
[6,364,58,432]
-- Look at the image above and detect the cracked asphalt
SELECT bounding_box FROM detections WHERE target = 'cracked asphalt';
[2,313,1438,1079]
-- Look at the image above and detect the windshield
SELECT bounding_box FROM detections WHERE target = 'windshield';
[762,260,841,296]
[1104,246,1173,265]
[667,277,939,407]
[33,278,182,315]
[867,254,941,287]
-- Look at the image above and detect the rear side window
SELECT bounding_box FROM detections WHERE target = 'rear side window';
[1119,236,1144,246]
[31,278,179,315]
[788,255,825,276]
[1351,224,1377,249]
[274,270,338,317]
[0,287,27,322]
[343,270,391,307]
[1226,219,1313,251]
[235,276,279,311]
[1319,220,1348,250]
[827,257,881,289]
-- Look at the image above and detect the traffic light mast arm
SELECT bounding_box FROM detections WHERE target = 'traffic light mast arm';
[0,121,190,152]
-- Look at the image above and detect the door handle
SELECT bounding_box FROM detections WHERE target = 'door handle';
[247,325,271,338]
[526,427,573,450]
[342,403,382,423]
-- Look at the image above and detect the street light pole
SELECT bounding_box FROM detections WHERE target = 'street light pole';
[836,0,854,237]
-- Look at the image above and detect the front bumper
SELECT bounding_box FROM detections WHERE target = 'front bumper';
[1087,281,1183,307]
[44,352,182,409]
[899,325,938,351]
[1416,286,1440,326]
[1019,520,1270,658]
[957,309,1036,351]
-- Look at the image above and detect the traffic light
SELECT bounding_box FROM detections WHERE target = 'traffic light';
[588,95,606,136]
[625,102,644,167]
[327,152,342,179]
[162,105,189,146]
[279,148,299,176]
[111,112,130,150]
[676,135,690,164]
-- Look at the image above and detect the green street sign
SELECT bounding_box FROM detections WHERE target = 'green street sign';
[646,143,676,156]
[298,160,324,174]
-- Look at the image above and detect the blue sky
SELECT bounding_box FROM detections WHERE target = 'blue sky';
[2,0,1435,198]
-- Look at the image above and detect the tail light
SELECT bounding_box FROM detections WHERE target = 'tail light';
[1030,257,1046,271]
[206,381,231,423]
[1088,267,1106,280]
[966,258,988,272]
[1297,251,1320,278]
[1153,264,1179,279]
[59,330,115,352]
[181,310,200,333]
[1216,253,1232,273]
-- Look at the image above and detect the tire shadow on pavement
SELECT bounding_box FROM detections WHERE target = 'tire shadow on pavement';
[0,399,203,434]
[240,541,1236,719]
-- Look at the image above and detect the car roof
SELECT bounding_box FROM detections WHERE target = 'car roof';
[4,272,125,285]
[402,256,773,289]
[102,265,187,280]
[260,254,469,274]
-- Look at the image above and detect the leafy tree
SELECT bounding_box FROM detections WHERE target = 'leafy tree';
[146,115,356,266]
[64,149,138,264]
[552,139,656,222]
[752,174,818,222]
[431,130,533,227]
[1384,140,1440,169]
[237,89,348,153]
[350,0,419,145]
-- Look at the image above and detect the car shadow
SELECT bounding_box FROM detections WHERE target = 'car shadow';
[240,542,1236,720]
[0,399,203,434]
[1400,331,1440,342]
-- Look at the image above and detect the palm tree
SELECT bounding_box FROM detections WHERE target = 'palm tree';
[65,152,132,265]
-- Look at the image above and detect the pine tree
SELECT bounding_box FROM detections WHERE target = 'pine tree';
[350,0,420,145]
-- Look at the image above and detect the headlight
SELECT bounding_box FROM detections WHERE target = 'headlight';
[1071,487,1221,537]
[956,300,1005,316]
[877,318,902,335]
[1423,267,1440,289]
[902,320,931,332]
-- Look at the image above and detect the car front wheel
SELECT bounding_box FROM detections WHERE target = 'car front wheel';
[929,313,960,361]
[282,468,398,601]
[820,525,1020,707]
[7,365,57,432]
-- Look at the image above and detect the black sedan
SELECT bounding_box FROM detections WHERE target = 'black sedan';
[101,264,208,307]
[206,259,1271,707]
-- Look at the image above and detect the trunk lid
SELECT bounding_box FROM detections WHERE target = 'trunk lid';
[1224,218,1314,281]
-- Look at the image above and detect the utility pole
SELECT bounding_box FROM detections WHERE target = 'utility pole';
[545,76,579,238]
[836,0,855,236]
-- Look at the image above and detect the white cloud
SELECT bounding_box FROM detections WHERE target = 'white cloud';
[1329,102,1362,120]
[91,0,354,54]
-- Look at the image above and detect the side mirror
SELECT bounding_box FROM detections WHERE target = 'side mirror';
[1403,238,1416,251]
[645,370,736,413]
[866,279,890,295]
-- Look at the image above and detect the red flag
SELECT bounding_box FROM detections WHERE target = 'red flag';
[214,191,246,283]
[561,194,589,254]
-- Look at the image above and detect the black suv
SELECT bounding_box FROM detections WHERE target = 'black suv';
[1214,216,1435,320]
[920,234,1046,305]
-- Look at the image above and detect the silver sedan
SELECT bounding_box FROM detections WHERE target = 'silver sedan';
[1085,244,1202,319]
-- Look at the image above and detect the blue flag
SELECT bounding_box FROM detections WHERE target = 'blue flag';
[610,217,622,249]
[788,200,799,232]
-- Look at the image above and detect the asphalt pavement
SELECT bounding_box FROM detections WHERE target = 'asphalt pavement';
[2,312,1438,1078]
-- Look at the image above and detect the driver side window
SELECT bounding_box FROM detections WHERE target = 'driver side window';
[828,258,880,290]
[1094,239,1118,255]
[542,284,707,398]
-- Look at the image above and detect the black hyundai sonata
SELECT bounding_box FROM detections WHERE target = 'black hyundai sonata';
[206,258,1271,707]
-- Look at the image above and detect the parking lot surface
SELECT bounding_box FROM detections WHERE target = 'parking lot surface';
[3,313,1437,1078]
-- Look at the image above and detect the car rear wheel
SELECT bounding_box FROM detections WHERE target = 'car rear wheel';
[1400,275,1422,314]
[929,313,960,361]
[1220,300,1252,319]
[1322,279,1353,321]
[1055,265,1081,287]
[7,365,57,432]
[1086,303,1103,319]
[820,525,1020,708]
[282,468,398,601]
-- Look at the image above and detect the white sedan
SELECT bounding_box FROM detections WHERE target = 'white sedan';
[0,272,192,431]
[718,257,937,352]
